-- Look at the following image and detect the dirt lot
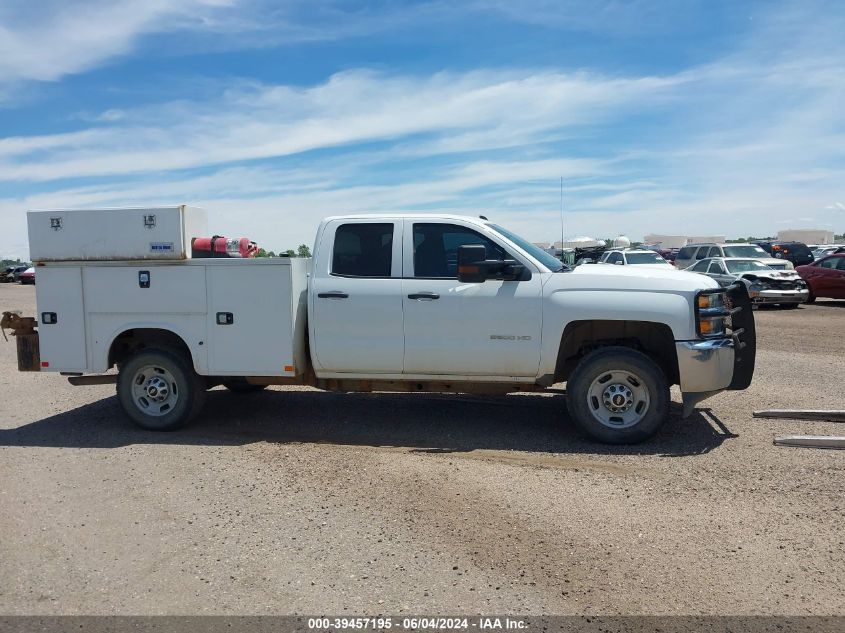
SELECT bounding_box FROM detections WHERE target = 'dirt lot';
[0,283,843,615]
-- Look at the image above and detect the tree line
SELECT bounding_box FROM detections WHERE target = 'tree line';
[255,244,311,258]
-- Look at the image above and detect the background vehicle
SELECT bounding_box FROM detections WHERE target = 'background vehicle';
[5,206,756,445]
[598,249,672,268]
[796,254,845,302]
[18,267,35,285]
[685,257,808,307]
[674,243,792,271]
[753,241,814,266]
[11,265,29,282]
[812,245,845,259]
[0,267,16,283]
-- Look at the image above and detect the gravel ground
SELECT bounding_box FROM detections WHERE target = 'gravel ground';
[0,283,843,615]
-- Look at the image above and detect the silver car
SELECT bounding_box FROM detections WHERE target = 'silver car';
[685,257,808,306]
[674,243,793,271]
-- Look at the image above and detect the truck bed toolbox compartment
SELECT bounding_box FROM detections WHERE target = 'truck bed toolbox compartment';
[28,206,207,261]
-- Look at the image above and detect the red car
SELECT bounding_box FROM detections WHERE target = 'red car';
[796,254,845,301]
[18,267,35,285]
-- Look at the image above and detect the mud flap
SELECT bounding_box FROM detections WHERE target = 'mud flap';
[726,283,756,390]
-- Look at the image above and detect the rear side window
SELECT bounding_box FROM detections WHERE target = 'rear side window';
[708,261,726,274]
[331,223,393,277]
[836,257,845,271]
[691,260,710,272]
[677,246,696,260]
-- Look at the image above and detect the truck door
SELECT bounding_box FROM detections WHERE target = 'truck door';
[401,221,542,377]
[309,220,404,374]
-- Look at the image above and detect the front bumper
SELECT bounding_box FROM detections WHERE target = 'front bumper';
[676,339,734,394]
[752,288,808,304]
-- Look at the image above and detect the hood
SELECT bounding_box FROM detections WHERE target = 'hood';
[758,257,793,269]
[564,262,719,293]
[740,270,801,281]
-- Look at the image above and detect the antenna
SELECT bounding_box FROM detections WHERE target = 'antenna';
[559,177,565,252]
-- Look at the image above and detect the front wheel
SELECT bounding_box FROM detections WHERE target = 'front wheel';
[566,347,669,444]
[117,348,207,431]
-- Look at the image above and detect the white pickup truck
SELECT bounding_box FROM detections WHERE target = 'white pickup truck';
[4,206,755,444]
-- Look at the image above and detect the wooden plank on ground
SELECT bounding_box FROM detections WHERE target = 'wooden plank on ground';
[774,435,845,449]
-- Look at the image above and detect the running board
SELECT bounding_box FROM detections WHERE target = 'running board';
[67,375,118,386]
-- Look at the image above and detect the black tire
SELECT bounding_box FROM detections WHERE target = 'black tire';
[222,379,268,394]
[566,346,669,444]
[117,348,207,431]
[806,290,816,304]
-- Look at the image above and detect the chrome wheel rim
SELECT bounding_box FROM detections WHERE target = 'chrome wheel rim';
[130,364,179,417]
[586,370,650,429]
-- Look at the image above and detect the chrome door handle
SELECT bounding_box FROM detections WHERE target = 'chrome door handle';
[318,292,349,299]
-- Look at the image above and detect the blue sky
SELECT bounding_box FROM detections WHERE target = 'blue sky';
[1,0,843,257]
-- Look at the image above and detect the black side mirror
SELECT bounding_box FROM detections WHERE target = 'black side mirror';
[457,245,488,283]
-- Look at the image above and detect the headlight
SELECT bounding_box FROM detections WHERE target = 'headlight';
[696,290,730,338]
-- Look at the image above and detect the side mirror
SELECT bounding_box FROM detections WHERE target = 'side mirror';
[614,260,623,265]
[457,245,488,283]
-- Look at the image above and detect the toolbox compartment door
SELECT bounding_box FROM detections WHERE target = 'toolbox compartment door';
[35,266,87,371]
[206,263,295,376]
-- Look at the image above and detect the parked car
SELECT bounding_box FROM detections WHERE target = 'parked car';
[0,267,16,283]
[685,257,808,307]
[598,249,673,269]
[796,253,845,302]
[753,241,814,266]
[11,265,29,282]
[812,245,845,259]
[674,243,792,271]
[18,267,35,285]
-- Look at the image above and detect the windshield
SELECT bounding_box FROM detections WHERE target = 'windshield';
[727,259,771,273]
[489,223,565,271]
[723,245,768,257]
[626,252,667,264]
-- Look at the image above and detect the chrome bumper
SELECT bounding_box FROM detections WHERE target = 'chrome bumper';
[676,339,735,416]
[753,289,808,304]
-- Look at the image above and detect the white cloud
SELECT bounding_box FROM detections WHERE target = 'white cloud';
[0,69,681,182]
[0,1,241,90]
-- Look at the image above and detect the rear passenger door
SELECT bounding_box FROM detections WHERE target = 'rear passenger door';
[309,220,405,374]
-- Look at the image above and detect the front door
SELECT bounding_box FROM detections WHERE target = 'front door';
[310,220,405,374]
[401,221,542,377]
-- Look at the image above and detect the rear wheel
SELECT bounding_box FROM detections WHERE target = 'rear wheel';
[566,347,669,444]
[117,348,206,431]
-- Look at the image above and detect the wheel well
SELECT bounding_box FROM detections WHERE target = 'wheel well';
[108,328,192,368]
[555,320,679,385]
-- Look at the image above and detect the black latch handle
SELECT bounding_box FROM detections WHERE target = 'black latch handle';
[216,312,234,325]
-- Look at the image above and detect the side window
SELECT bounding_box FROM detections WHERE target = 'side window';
[331,223,393,277]
[695,247,709,260]
[677,246,696,260]
[836,257,845,271]
[819,258,838,269]
[692,260,710,272]
[413,223,505,278]
[607,252,623,264]
[708,261,725,274]
[706,247,720,258]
